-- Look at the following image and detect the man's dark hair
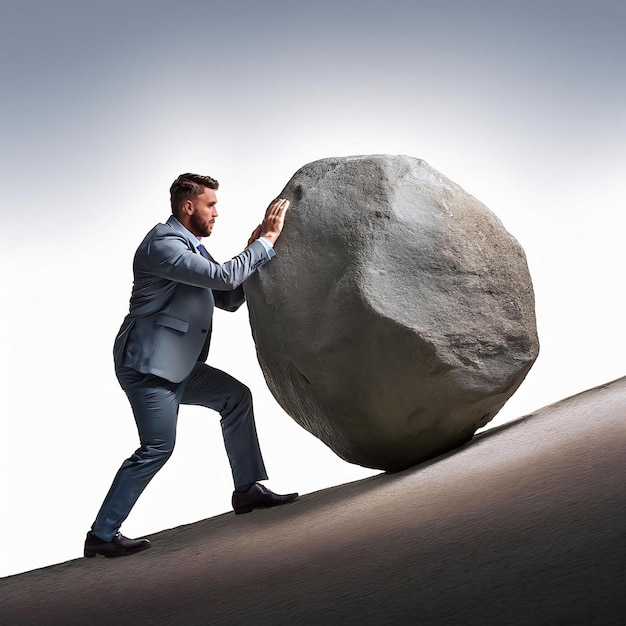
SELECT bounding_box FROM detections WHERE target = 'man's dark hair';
[170,173,219,215]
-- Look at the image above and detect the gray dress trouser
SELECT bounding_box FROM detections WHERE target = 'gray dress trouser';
[91,362,268,541]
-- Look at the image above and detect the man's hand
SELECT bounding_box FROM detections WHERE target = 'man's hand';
[247,224,262,246]
[261,198,289,245]
[248,198,290,246]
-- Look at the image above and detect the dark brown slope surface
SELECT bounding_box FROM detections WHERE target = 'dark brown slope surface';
[2,377,625,625]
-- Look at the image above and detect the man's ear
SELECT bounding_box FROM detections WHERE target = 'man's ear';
[183,199,194,215]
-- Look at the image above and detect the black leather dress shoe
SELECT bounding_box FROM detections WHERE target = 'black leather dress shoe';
[232,483,298,515]
[84,531,151,558]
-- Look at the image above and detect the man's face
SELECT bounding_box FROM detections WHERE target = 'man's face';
[188,187,218,237]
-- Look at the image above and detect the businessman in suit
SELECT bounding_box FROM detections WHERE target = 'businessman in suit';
[85,173,297,558]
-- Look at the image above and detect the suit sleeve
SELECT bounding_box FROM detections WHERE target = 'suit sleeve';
[144,231,272,290]
[213,286,246,312]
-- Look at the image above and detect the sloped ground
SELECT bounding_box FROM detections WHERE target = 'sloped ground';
[2,377,625,625]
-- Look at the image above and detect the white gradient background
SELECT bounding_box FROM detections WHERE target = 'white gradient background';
[1,0,624,577]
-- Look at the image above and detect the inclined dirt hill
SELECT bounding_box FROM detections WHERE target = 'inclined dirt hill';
[2,377,625,625]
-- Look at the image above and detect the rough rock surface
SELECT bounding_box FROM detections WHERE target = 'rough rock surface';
[245,155,539,470]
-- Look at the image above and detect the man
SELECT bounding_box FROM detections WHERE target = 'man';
[85,173,297,558]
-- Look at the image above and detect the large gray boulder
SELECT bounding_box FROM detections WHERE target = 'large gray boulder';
[245,155,539,471]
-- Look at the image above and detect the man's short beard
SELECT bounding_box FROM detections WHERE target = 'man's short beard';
[190,211,211,237]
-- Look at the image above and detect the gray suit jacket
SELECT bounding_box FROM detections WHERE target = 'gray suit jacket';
[114,216,273,383]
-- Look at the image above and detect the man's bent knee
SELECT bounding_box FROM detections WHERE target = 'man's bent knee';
[131,442,175,466]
